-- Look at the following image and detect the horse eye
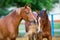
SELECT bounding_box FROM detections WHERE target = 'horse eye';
[26,12,29,14]
[25,11,29,14]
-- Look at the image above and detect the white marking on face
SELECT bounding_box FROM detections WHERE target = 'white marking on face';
[38,17,41,26]
[16,8,21,14]
[38,17,41,32]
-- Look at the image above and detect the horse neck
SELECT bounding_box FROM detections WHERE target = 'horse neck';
[40,17,48,28]
[10,10,22,26]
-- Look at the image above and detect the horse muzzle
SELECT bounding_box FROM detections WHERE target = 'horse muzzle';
[30,19,37,24]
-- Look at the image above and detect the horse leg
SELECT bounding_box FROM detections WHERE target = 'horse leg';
[47,35,52,40]
[37,36,43,40]
[28,36,31,40]
[39,36,43,40]
[2,37,11,40]
[6,37,11,40]
[35,33,37,40]
[32,34,34,40]
[11,37,16,40]
[37,32,43,40]
[28,35,32,40]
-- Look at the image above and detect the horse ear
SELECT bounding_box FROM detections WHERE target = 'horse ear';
[25,4,31,8]
[25,5,28,8]
[44,10,47,13]
[45,10,47,12]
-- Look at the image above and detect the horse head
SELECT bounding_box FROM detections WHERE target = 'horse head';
[38,10,49,32]
[17,5,36,23]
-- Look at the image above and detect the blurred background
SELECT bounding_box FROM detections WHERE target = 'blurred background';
[0,0,60,40]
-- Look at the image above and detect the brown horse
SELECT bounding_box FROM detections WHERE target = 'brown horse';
[0,5,36,40]
[37,10,52,40]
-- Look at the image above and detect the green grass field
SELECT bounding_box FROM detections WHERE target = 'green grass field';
[54,22,60,36]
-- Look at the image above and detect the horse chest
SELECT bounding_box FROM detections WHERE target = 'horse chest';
[2,18,18,38]
[6,22,18,38]
[42,27,50,34]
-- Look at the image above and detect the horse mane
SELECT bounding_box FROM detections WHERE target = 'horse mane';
[40,10,50,27]
[37,10,52,40]
[0,7,25,19]
[9,7,24,15]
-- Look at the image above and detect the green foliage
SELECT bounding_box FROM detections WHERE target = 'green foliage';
[52,0,59,4]
[0,0,53,10]
[0,8,10,16]
[0,0,53,16]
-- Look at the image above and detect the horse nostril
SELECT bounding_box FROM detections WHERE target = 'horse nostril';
[31,20,37,24]
[33,20,36,23]
[30,19,37,24]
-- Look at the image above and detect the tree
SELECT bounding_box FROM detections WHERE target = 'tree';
[0,0,53,16]
[0,0,53,10]
[52,0,59,4]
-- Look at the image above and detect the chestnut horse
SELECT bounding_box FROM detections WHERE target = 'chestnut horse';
[0,5,36,40]
[25,12,38,40]
[37,10,52,40]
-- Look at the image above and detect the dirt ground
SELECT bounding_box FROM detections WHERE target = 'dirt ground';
[16,37,60,40]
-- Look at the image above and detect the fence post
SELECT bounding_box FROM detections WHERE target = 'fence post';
[51,14,54,36]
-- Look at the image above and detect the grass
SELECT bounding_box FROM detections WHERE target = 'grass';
[54,32,60,36]
[54,22,60,29]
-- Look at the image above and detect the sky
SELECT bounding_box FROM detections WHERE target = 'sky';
[49,3,60,14]
[49,3,60,20]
